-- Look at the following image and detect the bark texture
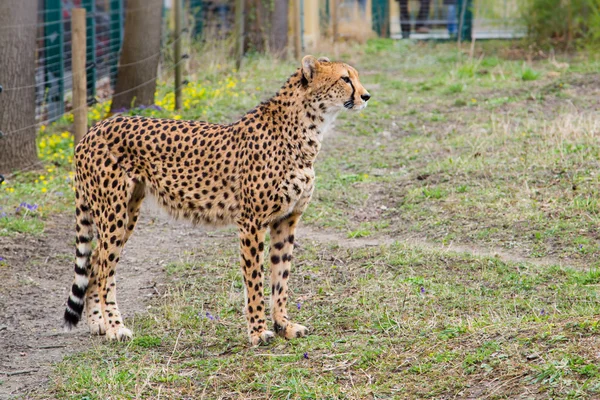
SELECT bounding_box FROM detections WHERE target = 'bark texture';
[110,0,163,112]
[271,0,289,57]
[0,0,39,174]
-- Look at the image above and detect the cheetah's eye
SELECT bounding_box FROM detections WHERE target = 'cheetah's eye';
[341,76,351,84]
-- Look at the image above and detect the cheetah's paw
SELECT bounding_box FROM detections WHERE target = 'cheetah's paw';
[249,330,275,346]
[88,320,106,336]
[106,326,133,342]
[276,322,309,339]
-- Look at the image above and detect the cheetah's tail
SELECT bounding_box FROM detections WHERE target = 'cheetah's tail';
[63,196,94,330]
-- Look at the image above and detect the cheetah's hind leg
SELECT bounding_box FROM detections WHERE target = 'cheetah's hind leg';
[85,248,106,335]
[89,174,144,341]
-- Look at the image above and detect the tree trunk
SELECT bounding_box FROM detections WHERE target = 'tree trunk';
[0,0,39,175]
[110,0,163,112]
[271,0,289,57]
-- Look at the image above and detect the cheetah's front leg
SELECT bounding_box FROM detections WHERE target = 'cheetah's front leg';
[269,214,309,339]
[239,226,274,345]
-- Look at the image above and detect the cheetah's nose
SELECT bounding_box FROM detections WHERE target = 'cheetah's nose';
[361,93,371,102]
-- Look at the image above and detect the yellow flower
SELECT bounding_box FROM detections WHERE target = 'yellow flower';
[40,175,46,180]
[61,132,70,139]
[41,187,47,193]
[471,98,477,103]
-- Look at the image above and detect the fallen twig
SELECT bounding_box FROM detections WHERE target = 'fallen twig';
[0,369,38,376]
[37,344,66,349]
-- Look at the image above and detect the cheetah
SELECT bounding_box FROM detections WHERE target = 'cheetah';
[63,55,371,345]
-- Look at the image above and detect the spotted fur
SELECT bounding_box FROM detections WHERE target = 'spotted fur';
[63,55,371,345]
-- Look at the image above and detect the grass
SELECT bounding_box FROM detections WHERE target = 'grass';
[3,38,600,398]
[0,131,75,236]
[50,239,600,398]
[301,39,600,266]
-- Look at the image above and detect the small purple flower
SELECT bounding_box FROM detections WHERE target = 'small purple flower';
[0,257,5,262]
[297,302,302,310]
[303,352,309,359]
[18,202,38,212]
[205,311,214,320]
[420,287,425,295]
[148,105,163,111]
[113,107,128,113]
[0,212,6,218]
[540,309,546,316]
[55,191,64,197]
[579,244,583,250]
[15,203,37,213]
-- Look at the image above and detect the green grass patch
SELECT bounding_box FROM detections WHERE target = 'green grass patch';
[48,240,600,398]
[6,37,600,398]
[521,67,541,81]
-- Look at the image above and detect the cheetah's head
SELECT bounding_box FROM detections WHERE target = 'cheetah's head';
[301,55,371,112]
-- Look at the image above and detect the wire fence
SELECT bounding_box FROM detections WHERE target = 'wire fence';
[1,0,526,179]
[1,0,194,157]
[15,0,524,127]
[368,0,524,40]
[4,0,204,130]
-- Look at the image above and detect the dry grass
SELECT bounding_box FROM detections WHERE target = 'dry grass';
[29,39,600,398]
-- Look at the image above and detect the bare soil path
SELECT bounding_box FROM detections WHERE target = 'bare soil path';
[301,225,568,267]
[0,202,572,398]
[0,205,212,399]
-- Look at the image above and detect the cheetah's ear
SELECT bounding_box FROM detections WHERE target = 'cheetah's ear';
[301,55,320,81]
[317,56,330,63]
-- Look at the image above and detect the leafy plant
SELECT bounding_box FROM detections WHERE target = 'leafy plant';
[521,0,600,50]
[521,67,540,81]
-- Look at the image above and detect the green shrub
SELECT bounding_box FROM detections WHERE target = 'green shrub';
[521,67,540,81]
[521,0,600,50]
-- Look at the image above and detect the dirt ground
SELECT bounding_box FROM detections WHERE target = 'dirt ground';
[0,205,217,399]
[1,207,570,398]
[0,123,576,398]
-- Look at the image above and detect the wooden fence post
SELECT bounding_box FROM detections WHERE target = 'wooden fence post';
[235,0,245,69]
[72,8,87,145]
[331,0,338,41]
[82,0,96,103]
[293,0,302,59]
[44,0,65,121]
[174,0,183,110]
